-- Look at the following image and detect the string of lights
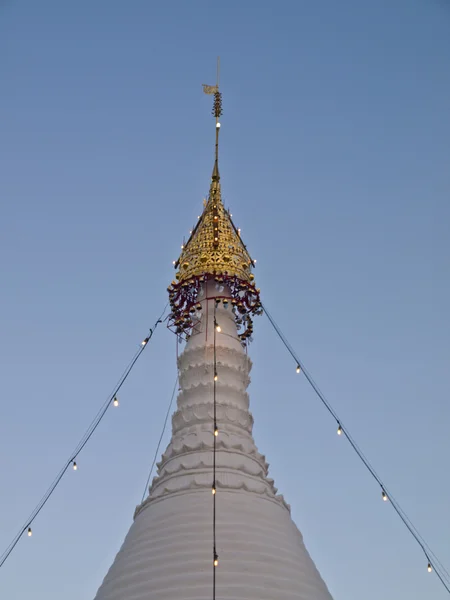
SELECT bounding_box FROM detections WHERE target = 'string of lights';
[262,303,450,595]
[212,301,220,598]
[0,306,168,571]
[140,376,178,503]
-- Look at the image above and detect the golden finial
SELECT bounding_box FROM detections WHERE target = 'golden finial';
[168,60,262,342]
[203,57,222,183]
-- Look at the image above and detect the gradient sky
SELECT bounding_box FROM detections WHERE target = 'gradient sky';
[1,1,449,599]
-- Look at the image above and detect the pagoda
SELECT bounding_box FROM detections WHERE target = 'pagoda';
[94,80,334,600]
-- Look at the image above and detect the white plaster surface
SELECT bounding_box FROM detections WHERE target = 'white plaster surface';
[94,283,334,599]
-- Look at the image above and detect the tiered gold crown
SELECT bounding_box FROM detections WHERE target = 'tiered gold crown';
[174,172,255,285]
[167,86,261,343]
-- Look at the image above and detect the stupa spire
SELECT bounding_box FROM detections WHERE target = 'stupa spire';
[93,71,334,600]
[202,56,221,185]
[168,66,262,344]
[202,58,222,227]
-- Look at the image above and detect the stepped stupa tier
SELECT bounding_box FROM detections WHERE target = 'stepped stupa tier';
[94,85,334,600]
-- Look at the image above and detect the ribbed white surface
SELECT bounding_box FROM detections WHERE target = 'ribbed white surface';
[96,491,332,600]
[94,283,333,599]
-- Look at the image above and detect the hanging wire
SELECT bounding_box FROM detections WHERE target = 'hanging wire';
[140,376,179,503]
[262,302,450,594]
[0,305,168,570]
[212,303,219,598]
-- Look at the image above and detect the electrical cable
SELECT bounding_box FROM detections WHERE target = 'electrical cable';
[212,302,219,598]
[262,302,450,594]
[140,375,178,503]
[0,305,168,570]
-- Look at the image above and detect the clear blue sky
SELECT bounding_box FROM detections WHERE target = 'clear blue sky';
[1,1,449,598]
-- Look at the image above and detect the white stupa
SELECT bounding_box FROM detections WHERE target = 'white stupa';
[94,86,333,600]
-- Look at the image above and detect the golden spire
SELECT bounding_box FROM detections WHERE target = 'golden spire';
[175,60,255,285]
[210,57,221,185]
[168,62,262,341]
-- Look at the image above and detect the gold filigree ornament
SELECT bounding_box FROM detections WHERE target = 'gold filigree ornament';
[167,79,262,343]
[175,179,254,285]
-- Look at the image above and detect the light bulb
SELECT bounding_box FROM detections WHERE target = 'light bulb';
[141,339,147,346]
[337,424,342,435]
[214,428,219,437]
[27,527,32,537]
[428,563,432,573]
[214,373,218,382]
[172,260,176,265]
[113,397,119,407]
[73,461,77,471]
[212,486,216,495]
[296,365,301,374]
[213,555,219,567]
[382,489,388,502]
[216,325,221,332]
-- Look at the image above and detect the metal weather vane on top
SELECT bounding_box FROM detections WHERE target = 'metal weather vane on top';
[168,61,262,344]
